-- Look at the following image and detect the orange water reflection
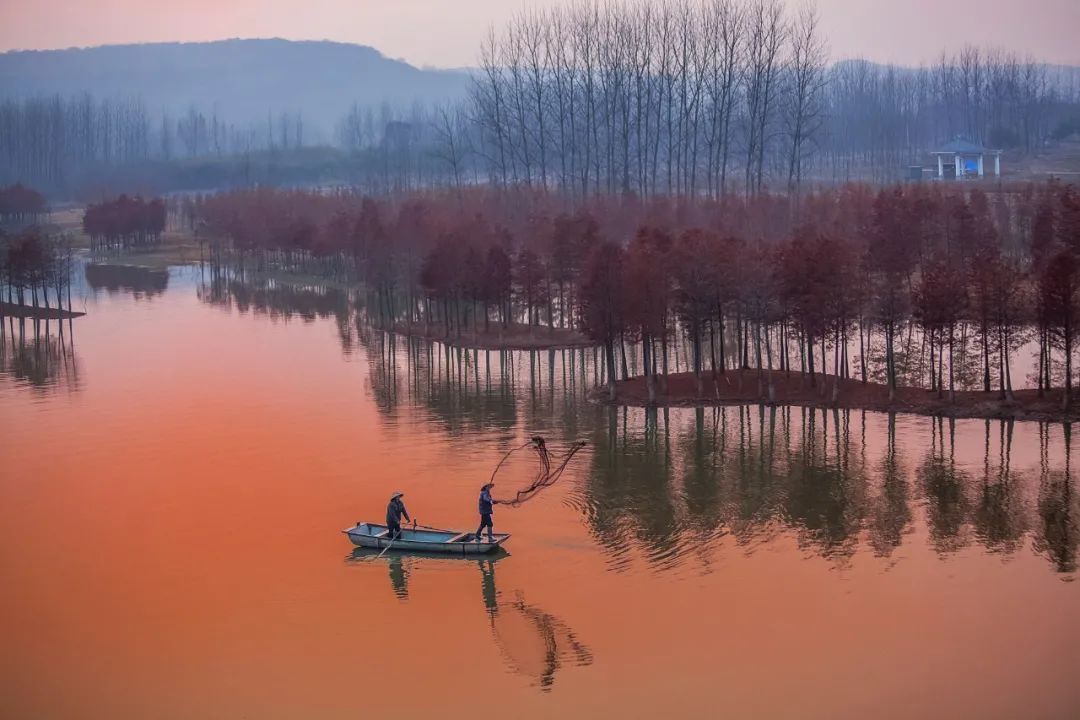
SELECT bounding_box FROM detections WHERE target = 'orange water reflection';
[346,550,593,691]
[1,270,1078,719]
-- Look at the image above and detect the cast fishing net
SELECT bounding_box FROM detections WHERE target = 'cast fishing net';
[489,436,587,507]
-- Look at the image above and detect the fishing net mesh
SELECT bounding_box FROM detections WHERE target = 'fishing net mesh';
[490,436,587,507]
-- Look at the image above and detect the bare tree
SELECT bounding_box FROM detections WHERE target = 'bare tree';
[783,1,828,196]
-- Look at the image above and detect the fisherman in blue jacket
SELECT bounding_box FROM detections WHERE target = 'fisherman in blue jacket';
[386,491,410,540]
[475,483,499,542]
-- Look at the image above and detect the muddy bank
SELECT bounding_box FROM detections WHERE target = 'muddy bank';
[595,369,1080,422]
[0,302,85,320]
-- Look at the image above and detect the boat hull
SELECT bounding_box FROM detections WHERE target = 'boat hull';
[343,523,509,555]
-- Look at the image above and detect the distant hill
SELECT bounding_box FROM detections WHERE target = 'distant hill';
[0,39,472,141]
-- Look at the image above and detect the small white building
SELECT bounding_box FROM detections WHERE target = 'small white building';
[931,139,1002,180]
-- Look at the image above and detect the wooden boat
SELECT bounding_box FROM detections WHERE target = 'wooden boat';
[343,522,510,555]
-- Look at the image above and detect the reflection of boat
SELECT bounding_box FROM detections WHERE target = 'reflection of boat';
[343,522,510,554]
[345,548,592,690]
[345,547,510,601]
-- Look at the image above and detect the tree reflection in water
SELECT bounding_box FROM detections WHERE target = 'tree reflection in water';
[918,416,973,555]
[211,272,1078,579]
[579,405,1079,578]
[347,549,593,690]
[867,412,912,558]
[361,331,603,471]
[85,263,168,299]
[198,269,352,326]
[1035,423,1079,575]
[972,419,1027,556]
[0,314,80,393]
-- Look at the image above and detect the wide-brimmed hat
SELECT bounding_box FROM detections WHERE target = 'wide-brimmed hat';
[391,491,404,499]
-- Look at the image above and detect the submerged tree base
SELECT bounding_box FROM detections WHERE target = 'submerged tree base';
[390,322,595,351]
[598,369,1080,422]
[0,302,85,320]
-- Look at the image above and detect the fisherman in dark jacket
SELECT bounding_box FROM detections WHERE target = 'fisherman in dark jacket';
[475,483,498,542]
[386,491,410,540]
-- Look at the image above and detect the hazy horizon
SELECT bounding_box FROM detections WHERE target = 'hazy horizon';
[1,0,1078,69]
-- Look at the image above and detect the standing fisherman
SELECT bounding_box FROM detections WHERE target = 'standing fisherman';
[475,483,499,542]
[386,491,410,540]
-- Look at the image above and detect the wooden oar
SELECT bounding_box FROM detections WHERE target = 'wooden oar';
[376,519,417,559]
[376,536,396,559]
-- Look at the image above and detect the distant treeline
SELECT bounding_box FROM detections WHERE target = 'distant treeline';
[83,195,166,251]
[0,95,151,189]
[0,184,47,224]
[466,0,1078,195]
[3,0,1078,196]
[0,94,310,193]
[187,180,1080,405]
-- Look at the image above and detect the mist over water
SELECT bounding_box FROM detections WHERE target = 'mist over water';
[1,264,1078,719]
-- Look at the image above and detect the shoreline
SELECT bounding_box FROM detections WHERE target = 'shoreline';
[0,302,85,320]
[67,240,597,351]
[55,214,596,353]
[387,321,596,351]
[593,369,1080,423]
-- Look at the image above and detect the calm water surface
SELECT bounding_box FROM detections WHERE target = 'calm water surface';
[1,265,1079,719]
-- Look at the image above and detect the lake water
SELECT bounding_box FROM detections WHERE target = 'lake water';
[2,264,1079,719]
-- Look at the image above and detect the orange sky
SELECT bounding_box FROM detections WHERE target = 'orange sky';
[0,0,1077,68]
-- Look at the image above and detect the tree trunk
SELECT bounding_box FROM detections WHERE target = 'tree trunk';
[1037,327,1046,397]
[606,339,618,401]
[717,307,726,373]
[661,331,670,393]
[644,335,656,403]
[1003,325,1014,402]
[1064,321,1072,410]
[887,324,896,402]
[948,325,955,403]
[694,325,703,396]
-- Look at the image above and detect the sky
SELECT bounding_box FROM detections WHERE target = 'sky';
[0,0,1078,68]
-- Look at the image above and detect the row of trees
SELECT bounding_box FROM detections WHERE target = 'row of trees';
[0,229,73,312]
[466,0,1080,196]
[577,188,1065,402]
[83,195,167,251]
[190,184,818,330]
[0,184,47,224]
[189,180,1080,405]
[470,0,821,197]
[168,106,307,160]
[0,95,151,187]
[0,94,312,191]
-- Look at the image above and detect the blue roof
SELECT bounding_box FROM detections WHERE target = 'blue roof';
[933,138,988,154]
